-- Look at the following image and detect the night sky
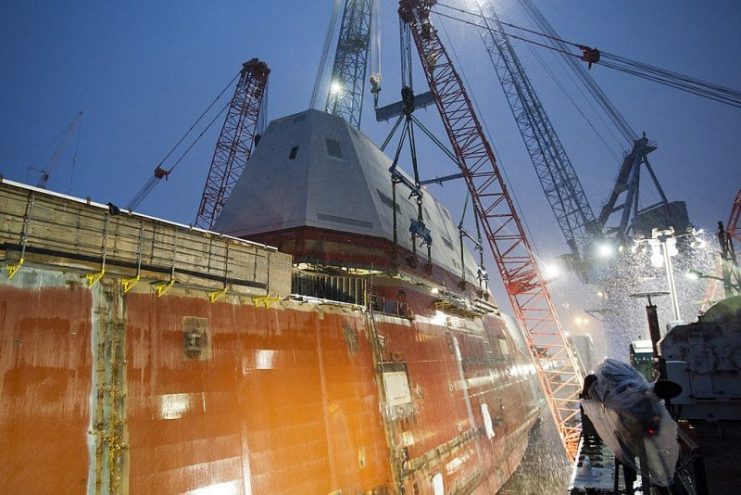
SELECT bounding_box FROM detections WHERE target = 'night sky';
[2,0,739,329]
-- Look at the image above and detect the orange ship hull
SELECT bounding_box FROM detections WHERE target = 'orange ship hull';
[0,281,540,494]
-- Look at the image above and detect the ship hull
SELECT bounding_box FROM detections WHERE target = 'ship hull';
[0,270,540,494]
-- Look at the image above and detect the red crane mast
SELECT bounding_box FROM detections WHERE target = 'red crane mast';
[728,189,741,242]
[195,59,270,230]
[398,0,582,459]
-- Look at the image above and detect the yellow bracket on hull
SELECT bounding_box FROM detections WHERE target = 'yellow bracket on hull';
[121,275,140,293]
[209,287,228,303]
[6,258,24,279]
[252,294,281,308]
[154,279,175,297]
[86,269,105,287]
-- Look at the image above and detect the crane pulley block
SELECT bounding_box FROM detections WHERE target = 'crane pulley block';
[154,166,170,180]
[578,44,601,68]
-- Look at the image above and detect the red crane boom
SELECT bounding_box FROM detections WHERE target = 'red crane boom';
[195,59,270,230]
[399,0,583,459]
[728,189,741,242]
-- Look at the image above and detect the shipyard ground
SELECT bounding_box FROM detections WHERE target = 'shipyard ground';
[500,411,571,494]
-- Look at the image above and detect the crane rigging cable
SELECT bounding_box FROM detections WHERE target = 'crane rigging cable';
[528,44,623,161]
[433,3,741,109]
[67,114,84,195]
[126,74,238,211]
[515,0,637,143]
[126,101,230,212]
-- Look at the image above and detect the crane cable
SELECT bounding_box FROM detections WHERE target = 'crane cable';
[515,0,637,143]
[126,73,238,211]
[528,44,623,161]
[67,114,84,195]
[434,3,741,109]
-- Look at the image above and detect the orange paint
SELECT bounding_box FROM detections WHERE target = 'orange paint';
[0,274,539,494]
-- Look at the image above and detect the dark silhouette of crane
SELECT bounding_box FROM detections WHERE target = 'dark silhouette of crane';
[31,111,83,189]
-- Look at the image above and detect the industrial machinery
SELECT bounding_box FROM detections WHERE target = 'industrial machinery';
[126,60,269,215]
[397,0,583,459]
[311,0,379,129]
[463,0,688,280]
[194,59,270,230]
[573,291,741,494]
[578,359,680,492]
[660,296,741,494]
[307,0,583,459]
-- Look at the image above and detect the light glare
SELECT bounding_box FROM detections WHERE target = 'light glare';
[330,80,343,94]
[541,262,562,281]
[596,242,615,258]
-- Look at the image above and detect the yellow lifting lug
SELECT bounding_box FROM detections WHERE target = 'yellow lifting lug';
[154,279,175,297]
[86,269,105,287]
[6,258,24,279]
[252,294,281,308]
[208,286,228,303]
[121,275,140,293]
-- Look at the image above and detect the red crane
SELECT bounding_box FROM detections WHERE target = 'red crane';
[399,0,583,459]
[728,189,741,242]
[195,59,270,230]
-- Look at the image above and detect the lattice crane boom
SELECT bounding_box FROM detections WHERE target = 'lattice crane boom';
[195,59,269,230]
[320,0,377,129]
[468,0,676,275]
[513,0,676,243]
[727,189,741,242]
[468,0,597,265]
[399,0,583,460]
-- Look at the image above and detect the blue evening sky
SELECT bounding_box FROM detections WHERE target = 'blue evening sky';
[1,1,739,318]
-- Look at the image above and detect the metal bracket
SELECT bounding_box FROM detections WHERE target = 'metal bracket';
[252,294,280,308]
[6,258,24,279]
[121,275,140,293]
[86,269,105,287]
[208,286,228,303]
[154,279,175,297]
